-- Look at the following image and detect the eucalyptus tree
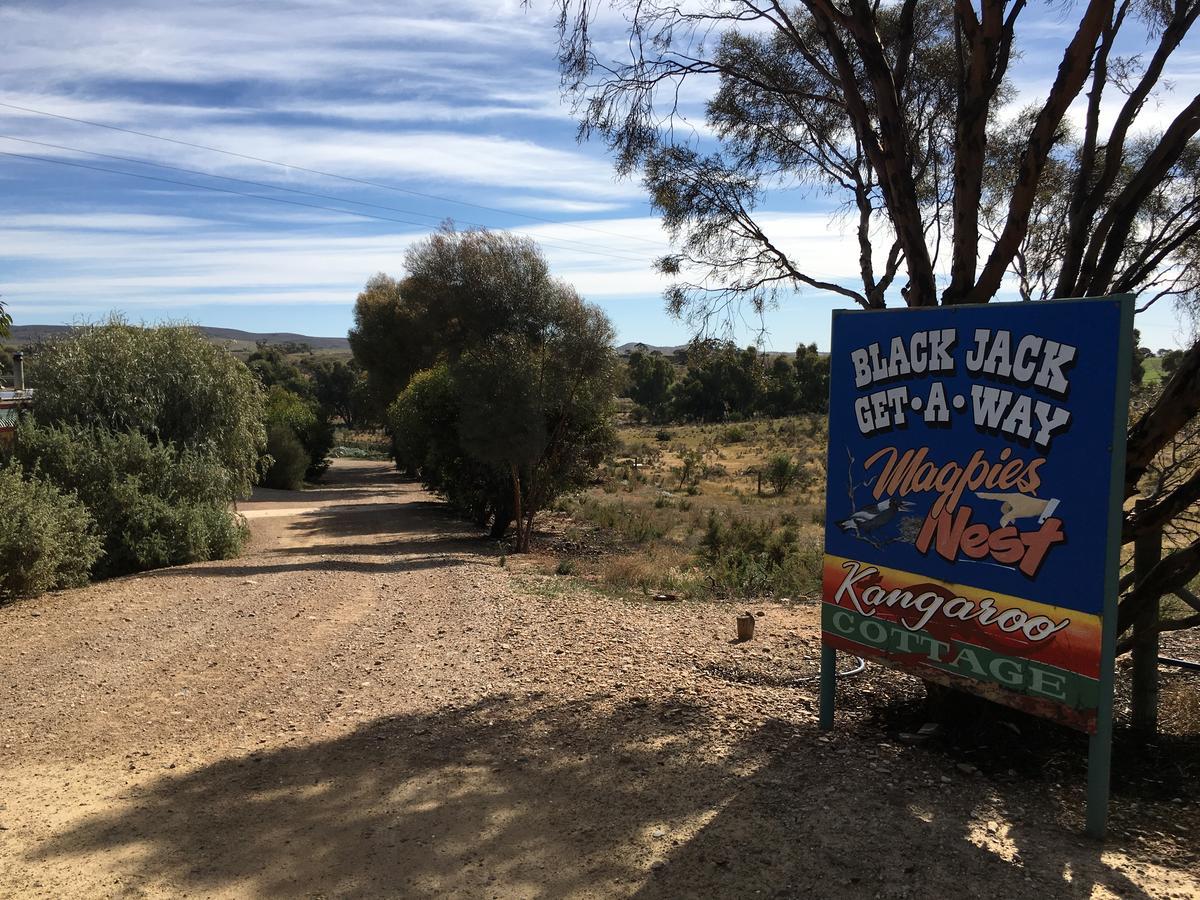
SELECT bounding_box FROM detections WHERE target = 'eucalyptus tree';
[381,230,618,550]
[554,0,1200,643]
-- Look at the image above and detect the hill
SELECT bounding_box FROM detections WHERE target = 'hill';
[3,325,351,353]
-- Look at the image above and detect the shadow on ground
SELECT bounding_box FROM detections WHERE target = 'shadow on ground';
[28,696,1168,899]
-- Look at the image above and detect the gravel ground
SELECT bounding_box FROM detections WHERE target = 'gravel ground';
[0,458,1196,899]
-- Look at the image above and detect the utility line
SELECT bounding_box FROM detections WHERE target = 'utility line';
[0,100,670,249]
[0,149,656,264]
[0,133,652,262]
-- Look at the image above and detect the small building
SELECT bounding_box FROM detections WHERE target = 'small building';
[0,352,32,449]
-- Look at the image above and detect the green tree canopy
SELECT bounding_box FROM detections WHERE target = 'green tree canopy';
[350,229,572,407]
[381,230,618,550]
[626,350,676,421]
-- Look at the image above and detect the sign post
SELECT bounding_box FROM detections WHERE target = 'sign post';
[820,296,1134,838]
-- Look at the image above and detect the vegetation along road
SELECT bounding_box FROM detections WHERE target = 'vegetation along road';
[0,458,1196,898]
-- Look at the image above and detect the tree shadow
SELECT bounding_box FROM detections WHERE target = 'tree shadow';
[27,696,743,897]
[631,717,1164,900]
[149,553,473,579]
[151,522,489,577]
[280,499,466,545]
[26,694,1184,898]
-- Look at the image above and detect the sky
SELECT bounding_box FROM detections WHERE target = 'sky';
[0,0,1197,352]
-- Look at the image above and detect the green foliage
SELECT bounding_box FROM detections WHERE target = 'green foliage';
[246,344,313,399]
[1161,348,1185,378]
[698,511,821,599]
[662,341,829,422]
[29,319,267,495]
[262,424,311,490]
[1131,328,1146,387]
[673,448,703,489]
[765,453,802,495]
[352,229,576,411]
[0,297,10,339]
[0,464,101,601]
[265,384,317,433]
[8,422,247,579]
[378,229,619,549]
[263,385,333,482]
[722,424,747,443]
[307,358,372,428]
[625,350,676,421]
[390,364,505,524]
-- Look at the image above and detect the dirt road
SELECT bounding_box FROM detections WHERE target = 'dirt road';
[0,459,1195,898]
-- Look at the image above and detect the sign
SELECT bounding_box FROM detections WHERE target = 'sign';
[818,297,1133,836]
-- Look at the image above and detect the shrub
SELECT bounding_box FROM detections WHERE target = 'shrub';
[673,448,703,489]
[29,319,267,494]
[8,421,247,578]
[0,465,101,601]
[765,453,801,495]
[573,497,666,544]
[264,385,334,482]
[602,547,696,594]
[722,425,747,444]
[603,554,660,591]
[698,511,821,599]
[654,429,673,442]
[263,424,310,490]
[555,558,576,576]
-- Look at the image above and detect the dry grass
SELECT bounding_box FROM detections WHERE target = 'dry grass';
[601,545,697,593]
[559,415,830,601]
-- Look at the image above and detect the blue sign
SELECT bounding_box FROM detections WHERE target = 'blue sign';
[821,297,1132,733]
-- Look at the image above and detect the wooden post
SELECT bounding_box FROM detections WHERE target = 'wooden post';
[1131,498,1162,737]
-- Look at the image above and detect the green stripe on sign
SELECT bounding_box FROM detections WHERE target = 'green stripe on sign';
[823,604,1099,711]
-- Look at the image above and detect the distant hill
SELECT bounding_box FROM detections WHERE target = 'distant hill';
[617,342,685,356]
[3,324,351,352]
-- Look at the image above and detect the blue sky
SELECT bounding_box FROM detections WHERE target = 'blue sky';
[1,0,1196,351]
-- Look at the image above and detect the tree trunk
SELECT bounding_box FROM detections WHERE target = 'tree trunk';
[509,462,524,552]
[966,0,1113,304]
[520,509,536,554]
[1124,338,1200,497]
[489,511,512,541]
[1118,536,1200,635]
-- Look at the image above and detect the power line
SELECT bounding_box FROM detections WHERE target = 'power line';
[0,99,671,249]
[0,133,653,262]
[0,149,658,264]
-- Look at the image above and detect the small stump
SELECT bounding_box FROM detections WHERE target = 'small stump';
[736,612,756,642]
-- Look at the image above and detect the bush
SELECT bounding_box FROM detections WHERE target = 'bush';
[264,385,334,482]
[29,319,266,494]
[263,424,311,490]
[698,512,821,599]
[722,425,747,444]
[572,497,666,544]
[765,453,801,495]
[8,421,247,578]
[0,465,101,600]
